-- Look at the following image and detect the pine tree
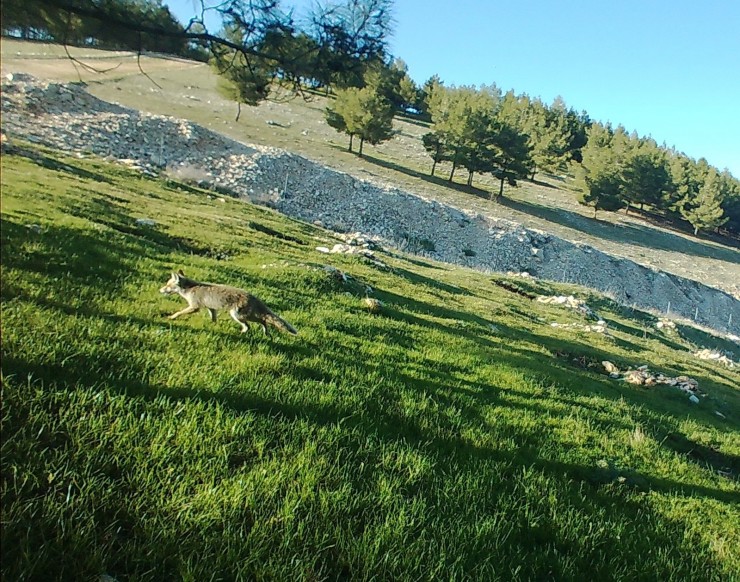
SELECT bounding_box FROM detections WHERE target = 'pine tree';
[486,120,532,199]
[211,24,272,120]
[622,143,672,211]
[681,169,728,235]
[325,86,394,156]
[422,132,448,176]
[575,123,625,216]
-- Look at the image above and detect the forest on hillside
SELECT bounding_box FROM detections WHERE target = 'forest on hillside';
[3,0,738,238]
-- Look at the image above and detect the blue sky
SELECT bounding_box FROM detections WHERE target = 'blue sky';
[166,0,740,177]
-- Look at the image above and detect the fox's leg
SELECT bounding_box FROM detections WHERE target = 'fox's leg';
[207,308,218,322]
[230,308,250,333]
[260,323,270,336]
[169,305,199,320]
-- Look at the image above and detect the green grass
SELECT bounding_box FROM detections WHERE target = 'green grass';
[2,143,739,581]
[3,37,739,297]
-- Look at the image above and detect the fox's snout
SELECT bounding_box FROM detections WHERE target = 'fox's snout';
[160,282,178,294]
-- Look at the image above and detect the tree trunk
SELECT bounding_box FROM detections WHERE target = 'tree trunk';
[431,143,440,176]
[498,175,505,199]
[358,136,364,157]
[348,134,353,152]
[467,171,473,187]
[448,149,458,182]
[530,164,536,181]
[235,101,241,122]
[694,225,699,236]
[593,206,598,218]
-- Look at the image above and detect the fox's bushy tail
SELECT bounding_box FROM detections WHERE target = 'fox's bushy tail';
[265,313,298,335]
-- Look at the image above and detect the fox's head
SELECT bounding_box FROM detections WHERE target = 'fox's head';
[160,270,185,295]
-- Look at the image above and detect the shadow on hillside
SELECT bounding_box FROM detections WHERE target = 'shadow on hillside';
[391,266,473,296]
[7,144,116,184]
[0,215,239,295]
[4,335,735,579]
[4,268,738,579]
[371,284,739,422]
[497,197,740,264]
[347,150,491,198]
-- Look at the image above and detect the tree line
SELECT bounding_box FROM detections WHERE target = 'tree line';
[575,123,739,235]
[1,0,200,58]
[322,60,739,238]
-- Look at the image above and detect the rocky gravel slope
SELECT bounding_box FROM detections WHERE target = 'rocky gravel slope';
[2,74,738,334]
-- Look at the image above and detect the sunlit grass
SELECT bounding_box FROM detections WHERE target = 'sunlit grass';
[2,143,738,580]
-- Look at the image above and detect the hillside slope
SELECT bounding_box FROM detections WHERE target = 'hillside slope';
[1,143,739,580]
[1,38,738,299]
[2,74,738,334]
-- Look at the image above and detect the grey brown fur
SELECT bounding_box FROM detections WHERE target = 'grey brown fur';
[160,270,297,335]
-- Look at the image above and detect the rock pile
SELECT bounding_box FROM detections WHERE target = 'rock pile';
[536,295,600,319]
[601,361,704,402]
[2,74,739,334]
[694,349,735,368]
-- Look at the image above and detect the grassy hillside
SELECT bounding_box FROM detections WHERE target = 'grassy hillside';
[2,38,738,299]
[1,142,739,580]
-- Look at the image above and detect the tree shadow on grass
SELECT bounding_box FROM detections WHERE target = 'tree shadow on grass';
[326,143,489,198]
[7,143,116,184]
[389,265,473,297]
[4,339,735,580]
[497,196,740,263]
[3,281,737,578]
[0,214,232,290]
[1,217,142,285]
[365,284,739,428]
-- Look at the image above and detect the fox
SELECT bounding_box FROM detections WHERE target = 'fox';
[159,270,297,335]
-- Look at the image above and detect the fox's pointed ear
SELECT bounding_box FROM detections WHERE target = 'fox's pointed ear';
[177,269,185,276]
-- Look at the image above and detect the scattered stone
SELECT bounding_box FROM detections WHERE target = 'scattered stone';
[694,349,735,368]
[602,361,619,375]
[506,271,533,278]
[25,223,43,233]
[550,321,608,334]
[656,319,677,331]
[537,295,599,319]
[624,370,645,385]
[135,218,156,227]
[606,364,704,400]
[323,265,348,284]
[335,232,383,250]
[2,74,738,336]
